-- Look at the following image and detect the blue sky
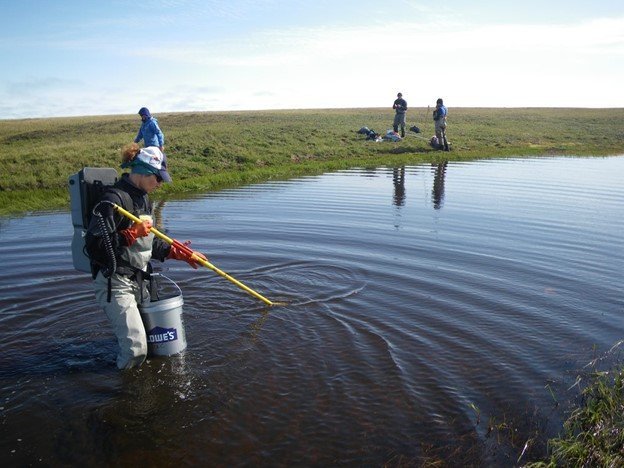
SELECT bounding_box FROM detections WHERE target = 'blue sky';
[1,0,622,119]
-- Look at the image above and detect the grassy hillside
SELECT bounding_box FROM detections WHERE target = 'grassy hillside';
[1,107,623,215]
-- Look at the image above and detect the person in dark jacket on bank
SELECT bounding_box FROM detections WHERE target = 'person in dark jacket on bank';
[392,92,408,138]
[134,107,165,152]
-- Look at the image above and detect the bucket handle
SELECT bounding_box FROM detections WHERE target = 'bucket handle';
[149,273,182,301]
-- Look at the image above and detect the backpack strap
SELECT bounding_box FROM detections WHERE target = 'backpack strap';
[105,188,153,303]
[98,187,146,303]
[88,187,133,279]
[107,188,134,228]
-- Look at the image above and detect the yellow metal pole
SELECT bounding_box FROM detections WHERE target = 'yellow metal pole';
[113,203,275,306]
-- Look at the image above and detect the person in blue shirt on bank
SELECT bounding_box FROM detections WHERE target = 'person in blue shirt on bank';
[433,98,449,151]
[134,107,165,152]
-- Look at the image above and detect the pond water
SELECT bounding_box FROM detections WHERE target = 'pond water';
[1,156,623,466]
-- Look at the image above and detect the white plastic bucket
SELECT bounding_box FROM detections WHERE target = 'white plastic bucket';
[139,275,187,357]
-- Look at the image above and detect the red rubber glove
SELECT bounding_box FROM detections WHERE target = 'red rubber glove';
[167,240,207,269]
[120,220,152,246]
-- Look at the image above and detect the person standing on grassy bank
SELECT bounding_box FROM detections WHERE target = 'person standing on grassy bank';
[433,98,449,151]
[134,107,165,152]
[85,143,204,369]
[392,92,408,138]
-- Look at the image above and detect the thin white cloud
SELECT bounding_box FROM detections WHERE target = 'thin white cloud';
[120,15,624,68]
[1,9,623,118]
[5,77,81,93]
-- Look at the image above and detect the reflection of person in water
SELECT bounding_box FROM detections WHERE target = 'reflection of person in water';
[432,161,448,210]
[392,167,406,207]
[153,199,166,231]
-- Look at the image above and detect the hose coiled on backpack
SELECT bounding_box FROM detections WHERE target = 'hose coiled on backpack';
[92,200,117,278]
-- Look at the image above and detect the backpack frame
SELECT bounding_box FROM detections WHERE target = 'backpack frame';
[68,167,131,273]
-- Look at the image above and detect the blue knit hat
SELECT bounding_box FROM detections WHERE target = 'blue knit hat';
[138,107,151,118]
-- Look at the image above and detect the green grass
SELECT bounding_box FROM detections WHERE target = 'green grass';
[525,367,624,467]
[1,107,623,215]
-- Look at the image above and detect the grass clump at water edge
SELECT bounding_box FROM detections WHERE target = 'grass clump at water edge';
[525,356,624,467]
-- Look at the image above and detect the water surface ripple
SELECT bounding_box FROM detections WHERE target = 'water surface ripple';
[1,156,623,465]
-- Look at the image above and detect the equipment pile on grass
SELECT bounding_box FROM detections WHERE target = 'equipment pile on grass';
[356,126,382,142]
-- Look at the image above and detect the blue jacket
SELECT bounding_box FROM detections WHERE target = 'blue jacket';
[135,117,165,147]
[433,105,447,121]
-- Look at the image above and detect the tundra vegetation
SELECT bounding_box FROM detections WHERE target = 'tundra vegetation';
[1,107,623,216]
